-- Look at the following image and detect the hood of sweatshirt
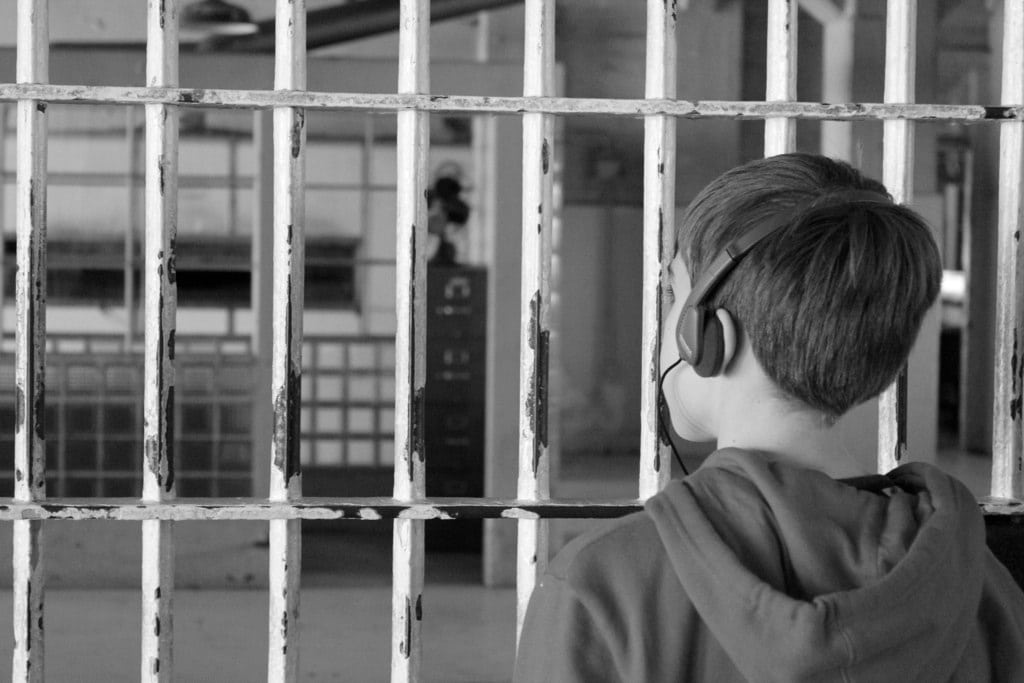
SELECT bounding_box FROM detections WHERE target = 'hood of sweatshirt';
[645,448,986,683]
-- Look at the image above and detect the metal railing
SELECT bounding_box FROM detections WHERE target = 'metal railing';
[0,0,1021,682]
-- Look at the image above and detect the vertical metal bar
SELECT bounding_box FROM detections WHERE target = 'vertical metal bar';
[877,0,915,474]
[516,0,554,646]
[141,1,178,680]
[268,0,305,680]
[13,1,47,679]
[765,0,797,156]
[392,0,428,680]
[991,0,1024,500]
[639,0,678,499]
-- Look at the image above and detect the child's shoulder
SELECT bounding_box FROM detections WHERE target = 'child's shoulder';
[545,510,664,588]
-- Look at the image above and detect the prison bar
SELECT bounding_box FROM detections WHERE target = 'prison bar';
[267,0,306,680]
[0,495,1020,520]
[141,0,180,679]
[638,0,678,500]
[8,84,1024,122]
[515,0,555,644]
[764,0,797,156]
[876,0,916,474]
[392,0,430,680]
[991,0,1024,502]
[13,0,47,679]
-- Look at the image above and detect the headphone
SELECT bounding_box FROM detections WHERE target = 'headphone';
[675,190,891,377]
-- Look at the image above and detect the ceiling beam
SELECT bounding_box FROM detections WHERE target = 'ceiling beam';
[202,0,523,52]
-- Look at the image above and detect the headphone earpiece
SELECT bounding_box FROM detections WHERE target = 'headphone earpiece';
[693,312,725,377]
[677,304,726,378]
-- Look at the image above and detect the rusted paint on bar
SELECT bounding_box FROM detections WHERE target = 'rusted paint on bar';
[764,0,797,155]
[640,0,677,500]
[0,496,1019,520]
[516,0,555,644]
[992,0,1024,500]
[142,2,179,681]
[392,1,428,681]
[877,0,916,474]
[268,1,306,681]
[13,1,47,680]
[3,83,1023,122]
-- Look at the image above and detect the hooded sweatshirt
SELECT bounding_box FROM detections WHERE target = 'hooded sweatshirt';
[513,449,1024,682]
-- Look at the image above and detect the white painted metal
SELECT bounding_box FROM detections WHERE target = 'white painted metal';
[639,0,678,500]
[141,1,179,680]
[392,0,429,680]
[268,0,306,680]
[765,0,798,156]
[13,1,47,680]
[516,0,555,645]
[5,83,1024,122]
[0,495,1020,520]
[991,0,1024,501]
[877,0,915,474]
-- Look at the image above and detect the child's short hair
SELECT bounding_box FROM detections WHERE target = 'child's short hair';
[677,152,942,419]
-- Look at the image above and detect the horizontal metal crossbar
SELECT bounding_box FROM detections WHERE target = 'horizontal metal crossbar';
[0,497,644,520]
[0,83,1022,121]
[0,497,1019,520]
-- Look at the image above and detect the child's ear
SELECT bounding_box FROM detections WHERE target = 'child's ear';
[715,308,738,373]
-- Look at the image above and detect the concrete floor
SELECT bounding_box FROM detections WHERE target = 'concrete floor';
[0,527,518,683]
[0,583,517,682]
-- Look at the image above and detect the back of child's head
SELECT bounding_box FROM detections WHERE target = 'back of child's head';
[677,152,942,420]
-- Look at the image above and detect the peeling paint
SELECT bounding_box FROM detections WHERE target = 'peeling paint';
[401,597,411,658]
[411,386,425,466]
[164,385,175,492]
[280,610,288,654]
[415,594,422,620]
[291,110,305,159]
[983,106,1014,119]
[35,102,45,114]
[1011,328,1022,422]
[541,138,550,175]
[536,328,550,452]
[286,361,302,483]
[167,328,176,361]
[167,234,177,284]
[15,386,24,430]
[32,378,44,441]
[272,360,303,485]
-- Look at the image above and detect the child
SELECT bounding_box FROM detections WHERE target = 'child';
[513,153,1024,682]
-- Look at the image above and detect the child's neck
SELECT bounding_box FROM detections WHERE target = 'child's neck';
[714,391,867,479]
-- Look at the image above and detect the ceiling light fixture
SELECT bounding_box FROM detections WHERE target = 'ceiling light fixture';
[181,0,258,36]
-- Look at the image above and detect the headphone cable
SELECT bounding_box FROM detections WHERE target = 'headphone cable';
[657,357,690,476]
